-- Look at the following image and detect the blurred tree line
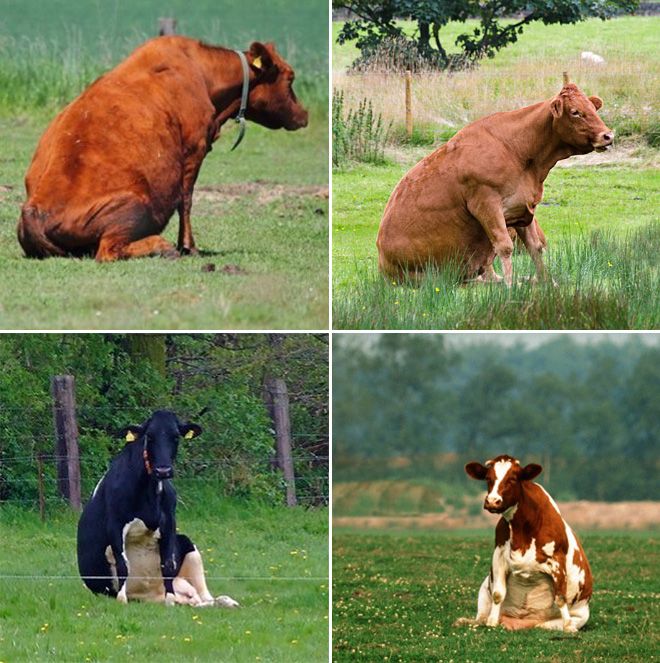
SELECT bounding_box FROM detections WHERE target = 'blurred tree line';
[333,334,658,501]
[0,334,328,506]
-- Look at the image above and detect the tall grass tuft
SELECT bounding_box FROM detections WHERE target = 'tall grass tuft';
[333,222,660,330]
[333,89,391,168]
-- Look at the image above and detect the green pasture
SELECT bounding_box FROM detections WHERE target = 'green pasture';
[333,529,659,662]
[332,15,660,329]
[0,116,328,330]
[0,0,328,330]
[332,159,660,329]
[0,491,329,661]
[332,16,660,72]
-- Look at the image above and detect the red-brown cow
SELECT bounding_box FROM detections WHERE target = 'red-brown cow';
[457,455,592,632]
[377,76,613,284]
[18,37,308,261]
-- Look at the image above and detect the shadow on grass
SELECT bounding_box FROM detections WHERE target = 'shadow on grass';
[333,222,660,330]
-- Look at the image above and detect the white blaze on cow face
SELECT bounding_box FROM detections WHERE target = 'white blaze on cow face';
[485,459,514,510]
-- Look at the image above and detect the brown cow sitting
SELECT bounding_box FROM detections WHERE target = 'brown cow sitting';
[18,37,308,261]
[377,76,613,284]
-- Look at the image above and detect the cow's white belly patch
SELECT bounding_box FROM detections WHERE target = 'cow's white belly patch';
[500,538,560,620]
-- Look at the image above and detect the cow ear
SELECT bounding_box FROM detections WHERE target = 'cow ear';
[121,425,144,442]
[589,95,603,111]
[550,97,563,119]
[179,423,202,440]
[465,462,488,480]
[520,463,542,481]
[248,42,273,73]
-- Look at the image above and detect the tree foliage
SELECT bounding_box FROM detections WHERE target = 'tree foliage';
[0,334,328,507]
[334,0,638,70]
[333,334,659,501]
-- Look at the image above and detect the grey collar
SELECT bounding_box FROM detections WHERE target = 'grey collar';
[231,50,249,151]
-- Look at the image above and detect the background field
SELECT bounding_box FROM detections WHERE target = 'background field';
[0,1,329,330]
[332,16,660,329]
[0,494,329,662]
[333,529,659,662]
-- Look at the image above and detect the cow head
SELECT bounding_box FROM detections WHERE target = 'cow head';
[550,80,614,153]
[122,410,202,480]
[465,455,542,515]
[245,42,308,131]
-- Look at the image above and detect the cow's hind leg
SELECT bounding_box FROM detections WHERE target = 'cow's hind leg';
[93,198,177,262]
[176,535,239,608]
[536,601,589,632]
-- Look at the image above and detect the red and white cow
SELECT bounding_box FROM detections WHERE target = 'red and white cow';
[460,455,592,632]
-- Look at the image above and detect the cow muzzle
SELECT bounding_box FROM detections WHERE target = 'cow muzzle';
[286,108,309,130]
[154,466,174,480]
[592,130,614,152]
[484,496,503,513]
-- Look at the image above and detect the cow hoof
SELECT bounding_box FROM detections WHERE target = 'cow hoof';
[180,246,200,257]
[215,595,240,608]
[165,592,176,607]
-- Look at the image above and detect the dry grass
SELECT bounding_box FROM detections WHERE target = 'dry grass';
[334,56,657,140]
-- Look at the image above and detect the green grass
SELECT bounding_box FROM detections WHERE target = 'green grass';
[333,16,660,72]
[0,0,329,330]
[333,529,659,662]
[0,491,329,662]
[1,1,328,115]
[332,161,660,329]
[0,110,328,330]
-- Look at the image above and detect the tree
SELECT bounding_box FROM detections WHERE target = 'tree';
[334,0,638,70]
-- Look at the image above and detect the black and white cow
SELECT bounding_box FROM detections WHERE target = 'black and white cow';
[77,410,238,607]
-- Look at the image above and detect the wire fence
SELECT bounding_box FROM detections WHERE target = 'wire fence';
[0,452,329,509]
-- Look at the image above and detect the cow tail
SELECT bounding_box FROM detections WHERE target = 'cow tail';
[17,205,66,258]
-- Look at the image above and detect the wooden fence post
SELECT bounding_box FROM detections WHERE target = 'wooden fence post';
[51,375,81,511]
[158,17,177,36]
[264,377,297,507]
[36,452,46,522]
[405,70,413,139]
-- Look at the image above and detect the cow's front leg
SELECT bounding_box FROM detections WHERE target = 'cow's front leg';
[159,532,178,606]
[515,219,548,281]
[468,189,514,286]
[109,530,129,603]
[177,193,198,256]
[177,148,206,255]
[486,545,508,627]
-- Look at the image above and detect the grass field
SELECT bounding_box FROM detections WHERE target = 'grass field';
[0,1,329,330]
[0,490,329,661]
[333,529,659,662]
[332,16,660,330]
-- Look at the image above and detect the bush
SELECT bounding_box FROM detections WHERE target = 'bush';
[333,89,390,168]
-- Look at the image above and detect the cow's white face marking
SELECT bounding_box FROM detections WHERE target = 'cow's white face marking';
[486,460,513,505]
[157,481,163,494]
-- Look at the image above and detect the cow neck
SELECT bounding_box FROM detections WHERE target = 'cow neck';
[500,101,576,180]
[506,482,542,539]
[197,46,258,129]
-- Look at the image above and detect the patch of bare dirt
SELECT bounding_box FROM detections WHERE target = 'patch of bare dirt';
[0,183,14,201]
[334,501,660,531]
[195,183,328,206]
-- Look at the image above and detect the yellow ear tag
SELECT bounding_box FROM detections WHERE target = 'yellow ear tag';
[125,431,137,442]
[253,55,262,69]
[184,430,195,439]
